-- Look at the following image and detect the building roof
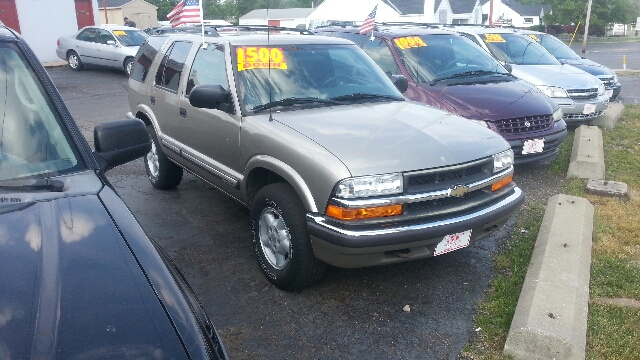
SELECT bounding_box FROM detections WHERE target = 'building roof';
[240,8,315,20]
[385,0,425,15]
[481,0,547,16]
[101,0,156,9]
[435,0,479,14]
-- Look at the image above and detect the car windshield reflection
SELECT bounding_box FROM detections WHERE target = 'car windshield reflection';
[114,29,148,46]
[482,33,559,65]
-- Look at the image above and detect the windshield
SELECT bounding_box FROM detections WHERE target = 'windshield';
[480,33,560,65]
[528,33,581,60]
[0,43,83,182]
[113,29,148,46]
[233,44,404,113]
[392,34,508,83]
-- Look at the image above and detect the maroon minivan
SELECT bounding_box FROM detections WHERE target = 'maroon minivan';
[316,24,567,164]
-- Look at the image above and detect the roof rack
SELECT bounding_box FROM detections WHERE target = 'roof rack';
[210,24,314,35]
[375,22,441,29]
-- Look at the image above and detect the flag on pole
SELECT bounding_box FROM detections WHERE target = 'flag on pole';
[359,5,377,34]
[168,0,202,28]
[493,14,504,26]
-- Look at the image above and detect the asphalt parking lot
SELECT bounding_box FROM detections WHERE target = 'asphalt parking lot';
[47,40,636,358]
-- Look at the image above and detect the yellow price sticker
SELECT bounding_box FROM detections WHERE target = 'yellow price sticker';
[113,30,127,36]
[236,47,287,71]
[393,36,427,50]
[528,34,540,42]
[484,34,506,42]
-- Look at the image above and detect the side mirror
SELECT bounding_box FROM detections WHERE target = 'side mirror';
[503,64,513,73]
[189,84,231,109]
[106,40,117,46]
[390,75,409,93]
[93,118,151,173]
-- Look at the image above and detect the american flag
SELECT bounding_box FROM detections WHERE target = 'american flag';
[493,14,504,26]
[168,0,202,28]
[359,5,377,34]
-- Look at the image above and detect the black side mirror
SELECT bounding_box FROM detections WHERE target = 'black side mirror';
[94,118,151,173]
[189,85,231,109]
[390,75,409,93]
[503,64,513,73]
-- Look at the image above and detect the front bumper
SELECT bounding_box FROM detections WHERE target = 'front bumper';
[553,95,609,124]
[607,83,622,101]
[510,120,568,164]
[307,187,524,268]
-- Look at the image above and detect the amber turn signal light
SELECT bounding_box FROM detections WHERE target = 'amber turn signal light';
[491,174,513,192]
[326,204,403,220]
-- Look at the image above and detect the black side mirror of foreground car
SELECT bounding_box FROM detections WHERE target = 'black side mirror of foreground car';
[189,84,231,110]
[93,118,151,172]
[391,75,409,93]
[503,63,513,73]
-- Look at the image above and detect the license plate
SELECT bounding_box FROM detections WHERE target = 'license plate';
[583,103,596,114]
[605,89,613,99]
[522,138,545,155]
[433,230,472,256]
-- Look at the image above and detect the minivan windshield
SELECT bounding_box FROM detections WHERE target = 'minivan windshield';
[480,33,560,65]
[527,33,582,60]
[392,34,508,83]
[233,44,404,113]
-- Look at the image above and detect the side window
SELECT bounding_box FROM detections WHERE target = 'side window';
[155,41,192,92]
[97,30,115,45]
[131,36,168,83]
[76,28,98,42]
[186,44,229,95]
[459,33,482,47]
[362,38,400,76]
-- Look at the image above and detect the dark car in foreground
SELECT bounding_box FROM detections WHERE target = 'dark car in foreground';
[0,25,227,359]
[517,29,622,101]
[316,24,567,164]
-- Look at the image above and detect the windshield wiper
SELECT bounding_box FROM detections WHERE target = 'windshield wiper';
[252,97,339,111]
[330,93,403,102]
[0,178,64,192]
[430,70,509,85]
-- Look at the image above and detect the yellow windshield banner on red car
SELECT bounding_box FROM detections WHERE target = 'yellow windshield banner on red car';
[393,36,427,50]
[484,34,506,42]
[528,34,540,42]
[113,30,127,36]
[236,47,287,71]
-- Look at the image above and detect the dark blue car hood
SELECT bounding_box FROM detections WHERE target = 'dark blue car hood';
[559,58,616,76]
[0,188,187,359]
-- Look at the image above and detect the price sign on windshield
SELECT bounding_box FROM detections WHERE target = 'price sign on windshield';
[113,30,127,36]
[236,47,288,71]
[484,34,506,42]
[393,36,427,50]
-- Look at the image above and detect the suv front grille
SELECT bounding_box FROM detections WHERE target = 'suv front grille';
[565,110,605,120]
[495,114,553,135]
[406,162,487,192]
[566,88,599,100]
[598,75,615,86]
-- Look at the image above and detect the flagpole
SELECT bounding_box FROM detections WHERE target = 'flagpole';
[200,0,205,47]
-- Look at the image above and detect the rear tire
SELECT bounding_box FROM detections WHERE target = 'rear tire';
[124,58,134,76]
[144,125,183,190]
[67,51,83,71]
[250,183,326,291]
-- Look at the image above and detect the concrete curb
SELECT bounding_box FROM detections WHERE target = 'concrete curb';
[42,61,67,68]
[567,125,605,179]
[591,102,625,129]
[503,194,594,360]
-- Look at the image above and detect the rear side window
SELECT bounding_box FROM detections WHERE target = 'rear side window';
[76,28,98,42]
[155,41,192,92]
[130,36,169,83]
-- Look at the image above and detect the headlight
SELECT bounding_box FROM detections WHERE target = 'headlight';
[536,85,569,98]
[469,119,488,128]
[552,108,563,122]
[335,173,403,198]
[493,150,514,173]
[598,83,605,96]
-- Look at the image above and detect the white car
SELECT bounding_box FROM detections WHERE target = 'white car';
[56,25,148,75]
[447,26,609,124]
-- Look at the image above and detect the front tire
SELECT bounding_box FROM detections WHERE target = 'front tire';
[144,125,183,190]
[124,58,134,76]
[67,51,83,71]
[251,183,326,291]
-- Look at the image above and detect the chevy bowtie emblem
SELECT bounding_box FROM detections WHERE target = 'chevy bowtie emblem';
[448,185,470,197]
[524,121,531,127]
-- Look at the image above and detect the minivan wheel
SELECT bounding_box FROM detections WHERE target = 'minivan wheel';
[67,51,83,71]
[144,125,183,190]
[250,183,326,291]
[124,58,134,76]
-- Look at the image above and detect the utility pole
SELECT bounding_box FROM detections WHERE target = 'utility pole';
[581,0,592,54]
[489,0,494,26]
[103,0,108,24]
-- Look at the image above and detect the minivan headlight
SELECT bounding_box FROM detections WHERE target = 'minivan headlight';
[552,108,563,122]
[598,83,605,96]
[493,150,514,173]
[335,173,403,198]
[536,85,569,98]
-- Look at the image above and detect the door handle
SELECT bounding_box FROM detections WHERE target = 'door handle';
[150,96,155,105]
[179,108,187,118]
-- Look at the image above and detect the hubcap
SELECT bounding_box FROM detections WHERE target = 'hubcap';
[69,55,78,68]
[126,61,133,75]
[258,207,291,269]
[146,139,159,178]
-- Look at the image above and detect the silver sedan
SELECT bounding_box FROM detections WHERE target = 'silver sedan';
[56,25,148,75]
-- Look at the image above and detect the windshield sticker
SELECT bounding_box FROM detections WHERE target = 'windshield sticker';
[484,34,506,42]
[236,47,287,71]
[528,34,540,42]
[113,30,127,36]
[393,36,427,50]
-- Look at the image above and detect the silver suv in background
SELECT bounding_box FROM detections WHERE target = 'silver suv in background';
[447,26,609,125]
[128,30,524,290]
